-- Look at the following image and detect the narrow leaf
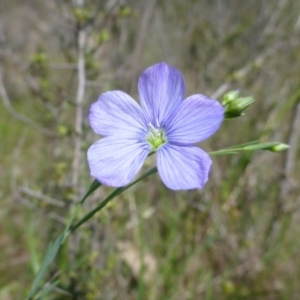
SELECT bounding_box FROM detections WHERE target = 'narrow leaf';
[27,233,64,299]
[36,280,60,300]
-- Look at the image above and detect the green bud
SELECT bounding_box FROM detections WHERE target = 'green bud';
[57,124,69,137]
[222,90,240,106]
[30,52,48,66]
[73,7,91,25]
[29,50,49,77]
[268,143,290,152]
[224,96,254,119]
[222,90,255,119]
[97,29,111,44]
[222,280,236,295]
[119,5,132,17]
[241,142,289,152]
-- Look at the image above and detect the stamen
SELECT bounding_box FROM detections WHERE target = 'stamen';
[148,122,156,132]
[155,118,160,128]
[146,122,167,151]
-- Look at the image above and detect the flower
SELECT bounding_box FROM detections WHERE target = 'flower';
[87,62,224,190]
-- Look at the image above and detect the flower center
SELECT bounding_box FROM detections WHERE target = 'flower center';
[146,122,167,151]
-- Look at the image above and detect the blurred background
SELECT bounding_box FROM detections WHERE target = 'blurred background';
[0,0,300,299]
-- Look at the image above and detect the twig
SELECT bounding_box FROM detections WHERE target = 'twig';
[10,129,65,224]
[18,186,65,207]
[263,0,289,36]
[0,67,54,137]
[211,42,284,99]
[197,258,261,294]
[0,254,29,270]
[49,63,77,70]
[71,27,86,192]
[281,100,300,191]
[126,0,157,91]
[263,96,300,248]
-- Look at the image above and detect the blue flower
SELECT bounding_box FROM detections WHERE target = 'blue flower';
[87,62,224,190]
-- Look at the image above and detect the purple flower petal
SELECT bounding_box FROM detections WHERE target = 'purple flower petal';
[138,62,185,126]
[87,62,224,190]
[156,144,212,190]
[165,94,224,144]
[87,137,149,187]
[89,91,147,139]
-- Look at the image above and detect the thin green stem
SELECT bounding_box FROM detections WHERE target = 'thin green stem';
[209,141,283,156]
[27,168,157,300]
[80,179,102,204]
[63,179,101,240]
[70,167,157,233]
[65,152,156,237]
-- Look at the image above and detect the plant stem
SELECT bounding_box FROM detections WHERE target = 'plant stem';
[70,167,157,233]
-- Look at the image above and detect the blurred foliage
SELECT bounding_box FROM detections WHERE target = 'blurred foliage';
[0,0,300,299]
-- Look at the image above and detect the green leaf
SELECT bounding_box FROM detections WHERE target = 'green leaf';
[27,233,64,299]
[36,280,60,300]
[27,180,101,299]
[28,214,41,275]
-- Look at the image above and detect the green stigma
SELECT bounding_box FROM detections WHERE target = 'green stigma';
[146,123,167,151]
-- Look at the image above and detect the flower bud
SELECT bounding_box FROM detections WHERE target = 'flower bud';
[224,96,254,119]
[222,280,236,295]
[268,143,290,152]
[222,90,240,106]
[241,142,289,152]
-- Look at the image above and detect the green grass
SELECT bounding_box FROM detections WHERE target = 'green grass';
[0,100,48,298]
